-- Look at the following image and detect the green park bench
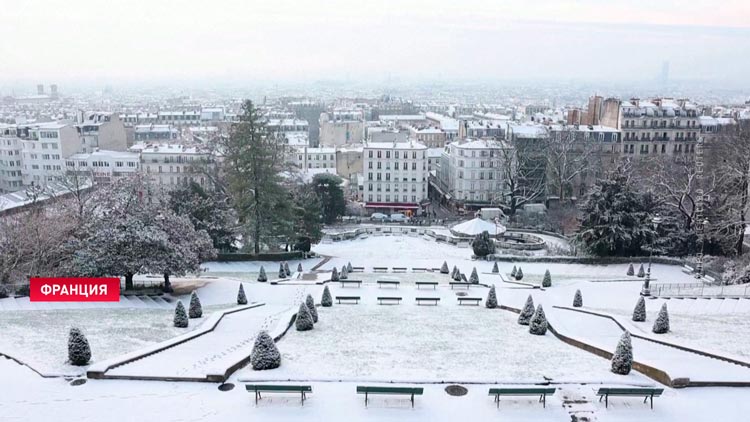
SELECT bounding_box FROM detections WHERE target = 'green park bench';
[377,296,402,305]
[351,266,365,272]
[335,296,360,304]
[373,267,389,272]
[377,280,400,289]
[356,385,424,407]
[488,387,556,408]
[246,384,312,405]
[411,267,428,272]
[416,281,438,290]
[415,297,440,306]
[392,267,408,273]
[339,280,362,288]
[449,282,472,289]
[457,297,482,306]
[596,387,664,409]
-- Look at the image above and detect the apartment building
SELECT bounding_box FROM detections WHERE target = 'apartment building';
[136,143,212,191]
[319,110,365,146]
[362,141,428,215]
[291,146,337,171]
[408,126,447,148]
[65,149,140,183]
[134,124,180,142]
[76,112,128,153]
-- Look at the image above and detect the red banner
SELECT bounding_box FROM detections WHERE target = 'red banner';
[29,277,120,302]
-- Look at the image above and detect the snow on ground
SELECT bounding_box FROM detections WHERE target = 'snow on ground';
[240,297,646,384]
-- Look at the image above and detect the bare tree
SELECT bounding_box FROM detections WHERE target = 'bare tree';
[499,141,547,216]
[712,122,750,255]
[546,126,599,202]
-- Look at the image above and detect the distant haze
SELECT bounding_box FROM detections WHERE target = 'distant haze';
[1,0,749,87]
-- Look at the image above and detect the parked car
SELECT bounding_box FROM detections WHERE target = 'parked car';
[370,213,388,221]
[389,213,410,223]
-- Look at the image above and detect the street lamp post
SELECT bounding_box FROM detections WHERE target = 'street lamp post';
[697,218,709,280]
[641,213,662,296]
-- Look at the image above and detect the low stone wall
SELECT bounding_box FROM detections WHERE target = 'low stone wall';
[495,232,546,251]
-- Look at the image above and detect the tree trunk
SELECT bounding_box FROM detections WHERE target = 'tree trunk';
[163,272,173,293]
[737,175,749,256]
[125,273,134,290]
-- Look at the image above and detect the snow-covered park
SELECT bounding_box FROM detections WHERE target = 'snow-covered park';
[2,233,750,421]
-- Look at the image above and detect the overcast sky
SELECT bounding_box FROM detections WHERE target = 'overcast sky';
[1,0,748,87]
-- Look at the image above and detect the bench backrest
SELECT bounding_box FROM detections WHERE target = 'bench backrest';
[597,388,664,396]
[246,384,312,392]
[416,282,438,284]
[489,388,556,395]
[415,297,440,301]
[336,296,361,299]
[377,280,400,283]
[377,297,402,300]
[357,386,424,395]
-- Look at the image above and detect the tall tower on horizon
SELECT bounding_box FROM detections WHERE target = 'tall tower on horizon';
[659,61,670,87]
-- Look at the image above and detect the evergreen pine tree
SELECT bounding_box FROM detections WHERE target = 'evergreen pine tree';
[237,283,248,305]
[637,264,646,278]
[528,304,548,335]
[440,261,449,274]
[511,265,517,278]
[279,262,286,278]
[610,331,633,375]
[297,263,303,273]
[257,266,268,282]
[295,302,314,331]
[472,230,496,257]
[518,295,535,325]
[515,267,524,281]
[340,265,348,280]
[347,262,353,272]
[632,296,647,322]
[542,269,551,287]
[652,303,670,334]
[469,267,479,284]
[492,262,499,273]
[68,327,91,366]
[189,291,203,318]
[573,289,583,307]
[331,267,339,282]
[250,331,281,370]
[627,263,635,276]
[305,294,318,323]
[174,301,188,328]
[485,285,498,308]
[321,285,333,307]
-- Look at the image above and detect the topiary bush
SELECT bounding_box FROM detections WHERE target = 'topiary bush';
[321,285,332,307]
[347,262,353,273]
[637,264,645,278]
[511,265,517,278]
[632,296,646,322]
[441,261,449,274]
[279,262,286,279]
[611,331,633,375]
[174,301,188,328]
[528,304,548,335]
[485,285,498,309]
[515,267,524,281]
[472,230,496,257]
[68,327,91,366]
[542,269,551,287]
[573,289,583,307]
[652,303,670,334]
[237,283,248,305]
[189,291,202,318]
[518,295,535,325]
[492,262,499,274]
[257,266,268,282]
[627,263,635,276]
[331,267,340,282]
[340,265,348,280]
[469,267,479,284]
[284,262,291,277]
[250,331,281,370]
[305,294,318,323]
[297,263,303,273]
[295,302,314,331]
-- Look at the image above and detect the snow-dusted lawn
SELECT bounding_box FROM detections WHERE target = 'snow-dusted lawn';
[241,305,646,384]
[0,305,227,376]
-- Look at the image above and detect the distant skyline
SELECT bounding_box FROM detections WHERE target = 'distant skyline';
[1,0,749,88]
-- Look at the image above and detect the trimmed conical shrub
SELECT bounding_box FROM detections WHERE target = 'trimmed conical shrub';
[340,265,348,280]
[452,265,459,278]
[189,291,202,318]
[652,303,670,334]
[469,267,479,284]
[295,302,314,331]
[637,264,645,278]
[68,327,91,366]
[632,297,646,322]
[330,267,339,282]
[485,285,498,308]
[515,267,524,281]
[529,304,548,335]
[257,266,268,282]
[279,262,286,279]
[305,294,318,323]
[542,270,551,287]
[284,262,291,277]
[250,331,281,370]
[321,285,332,307]
[297,263,303,273]
[460,273,468,283]
[440,261,449,274]
[511,265,517,278]
[454,268,463,281]
[518,295,535,325]
[573,289,583,307]
[174,301,188,328]
[237,284,248,305]
[347,262,353,272]
[611,331,633,375]
[492,262,499,273]
[627,263,635,276]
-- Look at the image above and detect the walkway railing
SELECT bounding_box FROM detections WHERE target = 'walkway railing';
[651,282,750,298]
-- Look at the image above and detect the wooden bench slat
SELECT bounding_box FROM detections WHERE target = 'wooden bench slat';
[596,387,664,409]
[488,387,556,409]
